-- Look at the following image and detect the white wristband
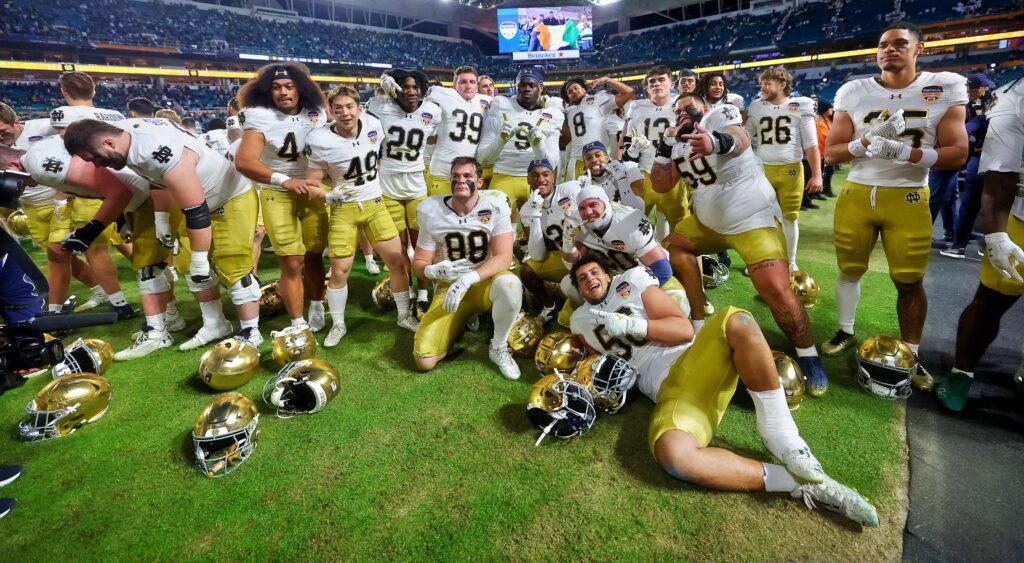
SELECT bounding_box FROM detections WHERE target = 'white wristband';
[653,156,672,166]
[912,148,938,168]
[269,172,290,187]
[847,139,868,158]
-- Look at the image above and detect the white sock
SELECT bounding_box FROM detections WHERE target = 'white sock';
[165,299,179,317]
[417,288,428,302]
[951,367,974,379]
[327,286,348,324]
[48,303,61,313]
[308,300,324,316]
[91,285,105,299]
[489,276,523,348]
[107,290,128,307]
[364,253,375,263]
[795,345,817,358]
[394,290,411,318]
[782,218,799,266]
[290,317,307,327]
[835,271,861,335]
[198,299,227,328]
[749,388,808,459]
[146,313,165,332]
[763,463,799,493]
[907,342,920,355]
[239,317,259,330]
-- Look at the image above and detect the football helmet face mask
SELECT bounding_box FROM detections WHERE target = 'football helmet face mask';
[263,358,340,417]
[259,280,285,316]
[508,313,544,358]
[198,338,261,391]
[772,350,806,410]
[52,337,113,378]
[526,374,598,446]
[534,330,585,376]
[701,255,729,289]
[372,277,396,310]
[571,353,638,414]
[789,270,820,308]
[20,373,112,441]
[192,392,260,478]
[271,325,317,367]
[6,209,30,237]
[856,335,918,400]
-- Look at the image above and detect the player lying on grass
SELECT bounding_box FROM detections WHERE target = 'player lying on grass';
[568,256,879,527]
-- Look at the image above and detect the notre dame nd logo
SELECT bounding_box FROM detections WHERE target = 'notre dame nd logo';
[905,191,922,204]
[151,146,174,164]
[42,157,64,174]
[50,109,64,122]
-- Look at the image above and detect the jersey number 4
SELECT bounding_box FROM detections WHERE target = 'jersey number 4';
[277,132,300,162]
[344,152,379,186]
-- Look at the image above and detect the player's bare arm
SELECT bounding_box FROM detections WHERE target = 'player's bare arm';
[638,285,693,345]
[161,148,211,251]
[63,156,134,224]
[236,129,319,194]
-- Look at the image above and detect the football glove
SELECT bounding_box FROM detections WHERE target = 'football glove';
[865,137,912,161]
[625,129,651,159]
[577,170,593,189]
[154,211,174,248]
[865,109,905,141]
[443,271,481,313]
[500,113,518,141]
[519,191,544,224]
[525,120,546,149]
[984,232,1024,283]
[592,310,648,339]
[379,73,399,98]
[325,183,357,205]
[425,259,474,282]
[561,214,583,254]
[62,219,105,254]
[53,198,68,221]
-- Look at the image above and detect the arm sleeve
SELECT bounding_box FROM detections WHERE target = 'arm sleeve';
[946,73,970,106]
[799,112,818,151]
[538,111,565,169]
[597,91,618,115]
[490,194,514,237]
[526,220,548,261]
[476,103,506,166]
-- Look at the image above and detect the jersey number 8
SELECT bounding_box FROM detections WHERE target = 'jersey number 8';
[445,231,489,264]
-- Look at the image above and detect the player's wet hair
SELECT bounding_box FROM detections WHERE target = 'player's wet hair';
[569,255,613,289]
[454,66,478,80]
[154,109,182,124]
[59,72,96,101]
[227,97,240,112]
[560,76,588,103]
[238,62,326,112]
[387,69,431,98]
[450,156,482,179]
[645,65,673,83]
[478,75,495,87]
[0,102,18,125]
[63,119,123,155]
[698,72,730,103]
[677,92,707,107]
[205,118,227,131]
[758,66,793,96]
[325,85,360,106]
[883,21,923,42]
[127,97,156,117]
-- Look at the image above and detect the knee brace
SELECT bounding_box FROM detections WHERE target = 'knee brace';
[136,262,170,295]
[228,273,261,305]
[187,272,219,292]
[182,201,212,229]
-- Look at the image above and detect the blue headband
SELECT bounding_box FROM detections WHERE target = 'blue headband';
[528,159,554,172]
[271,66,296,81]
[582,141,607,156]
[516,68,544,85]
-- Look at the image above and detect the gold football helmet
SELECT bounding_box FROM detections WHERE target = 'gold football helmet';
[198,338,261,391]
[526,374,598,445]
[789,270,820,308]
[6,209,30,237]
[52,337,114,378]
[270,325,317,367]
[772,350,806,410]
[571,353,639,414]
[508,313,544,358]
[372,277,396,310]
[259,280,285,316]
[534,330,584,375]
[856,335,917,400]
[20,373,111,441]
[263,358,340,417]
[192,392,260,478]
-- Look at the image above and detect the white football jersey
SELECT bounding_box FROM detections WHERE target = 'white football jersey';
[709,92,745,112]
[13,119,58,206]
[49,105,124,129]
[570,266,688,401]
[745,96,817,165]
[21,136,150,212]
[835,71,968,188]
[365,96,441,175]
[479,95,565,176]
[116,118,250,210]
[305,114,385,203]
[604,113,625,155]
[200,129,232,158]
[578,202,661,272]
[239,105,326,188]
[566,91,619,157]
[671,105,781,235]
[981,78,1024,183]
[592,160,645,212]
[416,190,513,270]
[535,181,582,253]
[623,95,678,172]
[426,87,493,179]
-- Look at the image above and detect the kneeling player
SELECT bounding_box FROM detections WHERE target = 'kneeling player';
[413,157,523,379]
[569,257,878,527]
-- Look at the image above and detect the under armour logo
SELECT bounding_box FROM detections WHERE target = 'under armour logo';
[905,192,921,204]
[42,157,64,173]
[151,146,174,164]
[890,94,903,100]
[50,109,64,122]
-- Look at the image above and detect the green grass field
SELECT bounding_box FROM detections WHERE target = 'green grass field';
[0,172,908,560]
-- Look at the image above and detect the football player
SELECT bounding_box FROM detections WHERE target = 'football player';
[559,75,634,182]
[698,72,746,114]
[413,156,523,379]
[478,68,565,214]
[580,141,644,211]
[63,117,263,350]
[426,66,492,196]
[676,69,698,95]
[370,69,442,314]
[478,75,497,98]
[936,75,1024,411]
[745,66,822,271]
[235,63,329,331]
[653,92,831,395]
[304,85,419,347]
[568,257,878,528]
[225,97,243,143]
[823,22,968,391]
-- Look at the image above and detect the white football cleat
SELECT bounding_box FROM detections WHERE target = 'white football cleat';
[792,477,879,528]
[397,314,419,332]
[115,327,173,361]
[364,256,380,275]
[308,304,326,332]
[178,322,232,351]
[236,327,263,348]
[781,447,825,483]
[489,345,521,380]
[324,322,347,348]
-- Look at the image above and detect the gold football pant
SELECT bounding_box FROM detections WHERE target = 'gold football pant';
[327,198,399,258]
[22,202,71,246]
[414,270,518,358]
[488,173,531,211]
[260,189,328,256]
[981,214,1024,296]
[382,195,425,232]
[674,214,787,265]
[174,190,258,286]
[763,162,804,222]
